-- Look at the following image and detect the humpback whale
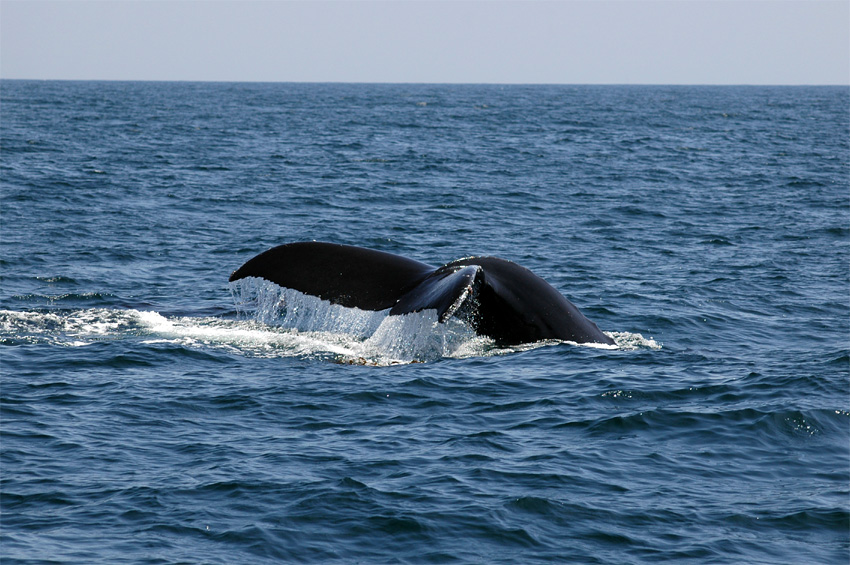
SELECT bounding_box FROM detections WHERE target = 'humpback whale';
[229,242,614,347]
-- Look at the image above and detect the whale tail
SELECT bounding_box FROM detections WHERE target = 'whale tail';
[229,241,614,346]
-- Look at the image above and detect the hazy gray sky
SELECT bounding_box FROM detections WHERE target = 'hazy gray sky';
[2,1,848,84]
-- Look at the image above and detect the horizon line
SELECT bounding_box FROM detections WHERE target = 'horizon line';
[2,78,848,88]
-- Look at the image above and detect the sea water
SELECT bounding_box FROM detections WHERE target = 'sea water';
[2,81,848,563]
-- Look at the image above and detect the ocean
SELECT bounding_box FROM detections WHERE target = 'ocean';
[1,81,848,563]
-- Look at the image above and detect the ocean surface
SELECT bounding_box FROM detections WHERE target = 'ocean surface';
[1,81,848,564]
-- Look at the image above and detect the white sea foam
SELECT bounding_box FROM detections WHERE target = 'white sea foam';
[0,308,136,347]
[0,298,489,365]
[0,294,657,364]
[135,310,362,359]
[607,331,663,350]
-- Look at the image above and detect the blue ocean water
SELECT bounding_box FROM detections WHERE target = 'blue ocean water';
[1,81,848,563]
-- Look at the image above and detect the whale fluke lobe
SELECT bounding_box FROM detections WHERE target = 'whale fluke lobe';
[229,242,614,347]
[229,241,434,310]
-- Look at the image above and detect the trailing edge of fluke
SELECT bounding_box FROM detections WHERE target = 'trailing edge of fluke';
[229,241,614,347]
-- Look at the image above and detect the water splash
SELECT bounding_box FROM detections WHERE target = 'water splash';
[229,278,491,364]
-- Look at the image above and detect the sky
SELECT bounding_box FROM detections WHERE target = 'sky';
[1,1,848,85]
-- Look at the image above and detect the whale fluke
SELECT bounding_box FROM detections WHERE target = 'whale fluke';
[229,242,614,347]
